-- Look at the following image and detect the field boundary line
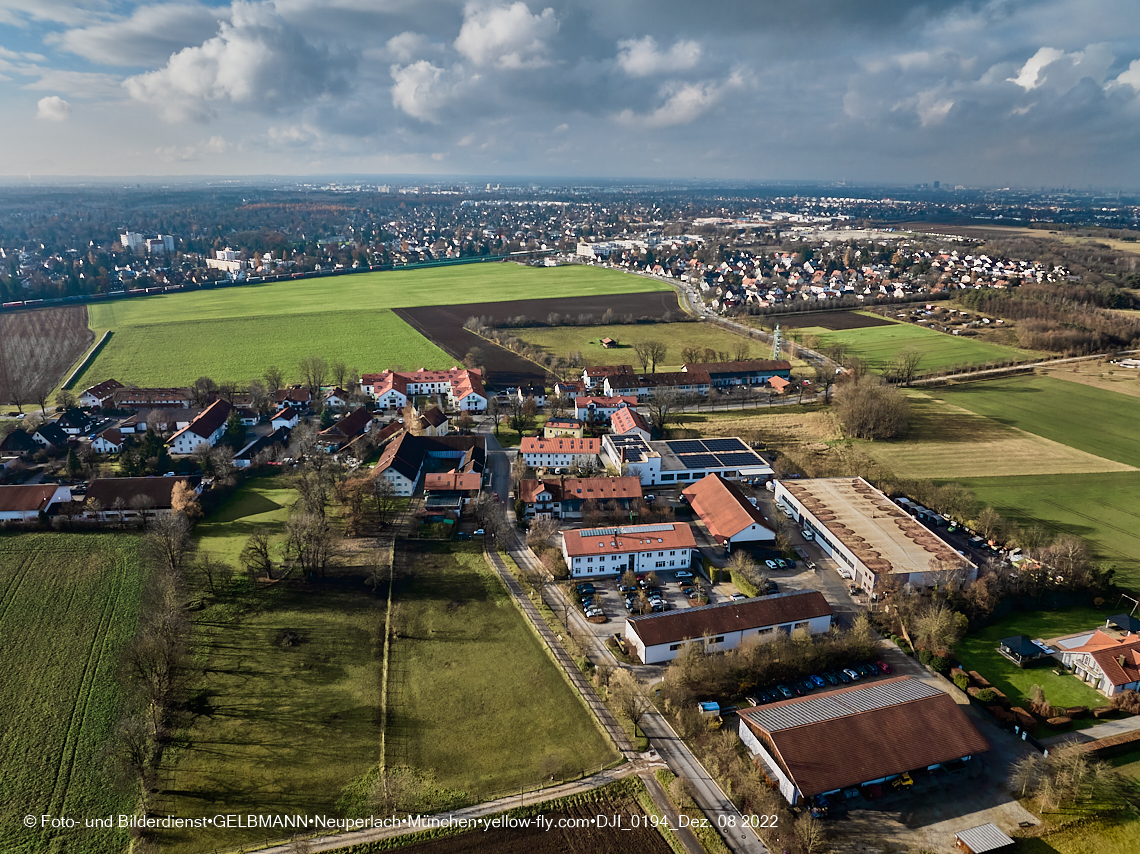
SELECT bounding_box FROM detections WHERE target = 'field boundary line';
[378,539,395,773]
[61,329,111,389]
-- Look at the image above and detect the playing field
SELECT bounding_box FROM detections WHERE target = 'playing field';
[855,391,1136,480]
[513,320,762,372]
[937,375,1140,469]
[75,264,670,388]
[799,317,1037,374]
[955,472,1140,590]
[0,533,147,854]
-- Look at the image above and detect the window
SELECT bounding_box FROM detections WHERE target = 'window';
[669,643,682,651]
[757,626,775,636]
[669,550,675,555]
[669,561,675,566]
[587,557,593,563]
[794,621,812,631]
[707,636,725,644]
[656,561,665,568]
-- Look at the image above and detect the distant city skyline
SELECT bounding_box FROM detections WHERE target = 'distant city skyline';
[1,0,1138,187]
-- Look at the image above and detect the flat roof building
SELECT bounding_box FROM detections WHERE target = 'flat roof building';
[603,435,773,486]
[775,477,976,592]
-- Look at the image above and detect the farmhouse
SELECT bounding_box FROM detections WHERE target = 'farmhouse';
[1050,625,1140,696]
[119,410,200,435]
[57,410,93,435]
[112,387,193,409]
[85,476,197,521]
[625,590,833,665]
[0,429,37,455]
[560,521,696,580]
[359,367,487,412]
[0,484,72,522]
[775,478,976,591]
[582,364,633,390]
[544,417,585,438]
[271,404,301,430]
[602,435,773,486]
[423,471,483,518]
[416,406,449,437]
[275,386,313,411]
[737,676,988,806]
[519,476,642,519]
[92,427,125,454]
[79,378,125,408]
[682,359,792,387]
[574,395,638,422]
[603,370,711,401]
[520,436,601,470]
[682,473,775,548]
[167,400,232,455]
[610,406,651,441]
[33,423,69,449]
[323,387,353,410]
[372,434,486,497]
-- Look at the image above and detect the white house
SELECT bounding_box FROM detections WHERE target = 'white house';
[0,484,72,522]
[574,395,638,422]
[271,404,301,431]
[520,436,600,470]
[167,399,232,455]
[559,521,696,579]
[79,378,124,408]
[610,406,652,441]
[625,590,833,665]
[360,368,487,412]
[92,427,126,454]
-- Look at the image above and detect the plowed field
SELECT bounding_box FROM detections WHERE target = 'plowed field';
[763,310,892,330]
[0,306,93,405]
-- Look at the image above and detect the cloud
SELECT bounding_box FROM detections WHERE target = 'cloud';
[616,75,740,128]
[123,0,353,121]
[383,32,435,63]
[36,95,71,121]
[616,36,701,77]
[0,0,110,27]
[52,3,225,67]
[25,69,124,99]
[1115,59,1140,91]
[156,134,232,161]
[389,60,472,122]
[454,2,558,69]
[1008,47,1066,90]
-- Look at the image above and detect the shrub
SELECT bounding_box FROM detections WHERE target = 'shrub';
[976,688,997,704]
[1046,716,1073,727]
[1111,689,1140,715]
[917,649,933,666]
[953,673,970,691]
[930,656,950,674]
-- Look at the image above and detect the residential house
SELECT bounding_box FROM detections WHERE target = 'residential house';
[120,410,200,435]
[417,406,449,437]
[520,436,601,470]
[1052,627,1140,696]
[57,410,93,436]
[360,367,487,412]
[234,426,291,469]
[91,427,126,454]
[683,359,792,388]
[372,434,486,497]
[33,423,69,449]
[234,407,259,426]
[84,476,197,521]
[582,364,634,390]
[0,429,37,455]
[318,406,372,451]
[603,370,711,401]
[544,417,585,438]
[79,378,124,408]
[519,476,642,519]
[516,384,547,407]
[324,387,353,410]
[610,406,651,441]
[112,387,193,409]
[167,400,232,455]
[559,521,696,579]
[274,385,313,412]
[271,404,301,431]
[0,484,73,522]
[574,395,638,422]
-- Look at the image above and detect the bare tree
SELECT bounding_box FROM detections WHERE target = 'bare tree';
[195,551,234,595]
[609,669,652,732]
[146,512,196,574]
[643,388,691,436]
[373,477,400,526]
[129,494,156,529]
[632,341,653,372]
[192,376,218,407]
[298,355,329,399]
[264,365,285,395]
[888,348,924,387]
[833,376,909,440]
[331,359,348,389]
[732,340,751,362]
[486,396,502,435]
[240,530,275,581]
[647,340,667,372]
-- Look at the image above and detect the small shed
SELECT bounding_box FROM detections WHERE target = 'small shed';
[600,337,616,349]
[955,822,1014,853]
[997,635,1050,667]
[1107,613,1140,634]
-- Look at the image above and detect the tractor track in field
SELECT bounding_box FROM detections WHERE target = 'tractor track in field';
[0,547,39,626]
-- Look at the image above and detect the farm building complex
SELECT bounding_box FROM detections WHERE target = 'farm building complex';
[625,590,833,665]
[775,477,976,591]
[737,676,988,805]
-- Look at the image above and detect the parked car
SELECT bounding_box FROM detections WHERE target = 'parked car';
[822,671,839,686]
[836,669,852,684]
[473,528,485,535]
[675,570,693,579]
[857,663,877,678]
[776,684,794,699]
[809,674,825,687]
[765,559,778,569]
[876,661,892,674]
[731,593,748,601]
[843,668,860,680]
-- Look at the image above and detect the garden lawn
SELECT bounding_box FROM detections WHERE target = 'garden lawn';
[389,541,616,799]
[808,318,1037,374]
[1015,814,1140,854]
[935,375,1140,469]
[0,533,148,854]
[191,474,295,564]
[956,606,1111,712]
[954,472,1140,590]
[514,321,756,372]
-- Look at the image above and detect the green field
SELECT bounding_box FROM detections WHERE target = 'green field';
[956,606,1112,713]
[0,533,148,854]
[956,472,1140,590]
[513,321,761,372]
[799,317,1038,374]
[390,541,617,797]
[76,263,670,388]
[936,376,1140,469]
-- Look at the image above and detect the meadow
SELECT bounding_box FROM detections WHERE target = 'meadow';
[0,533,148,854]
[936,375,1140,469]
[796,317,1038,374]
[513,320,763,372]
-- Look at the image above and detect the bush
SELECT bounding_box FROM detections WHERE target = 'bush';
[975,688,997,704]
[1111,689,1140,715]
[1046,716,1073,727]
[917,649,933,666]
[953,673,970,691]
[930,656,950,674]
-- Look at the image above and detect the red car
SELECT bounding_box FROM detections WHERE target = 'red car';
[876,660,892,674]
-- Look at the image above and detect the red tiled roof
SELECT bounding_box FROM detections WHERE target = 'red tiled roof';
[574,395,637,409]
[584,364,633,377]
[1085,634,1140,687]
[424,472,482,492]
[520,436,600,455]
[628,590,831,648]
[682,474,772,543]
[0,484,65,513]
[607,370,711,390]
[520,476,642,504]
[611,406,650,436]
[168,399,232,445]
[562,521,695,558]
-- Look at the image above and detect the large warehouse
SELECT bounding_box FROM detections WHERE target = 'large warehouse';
[737,676,989,805]
[625,590,832,664]
[775,477,976,591]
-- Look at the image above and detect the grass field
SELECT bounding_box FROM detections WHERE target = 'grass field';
[956,606,1111,713]
[955,472,1140,590]
[389,541,616,798]
[76,263,670,388]
[1041,363,1140,399]
[0,533,148,854]
[795,316,1038,374]
[512,321,760,372]
[937,376,1140,469]
[855,391,1136,480]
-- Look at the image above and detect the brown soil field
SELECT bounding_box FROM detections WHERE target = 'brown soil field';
[396,292,682,390]
[389,792,674,854]
[756,310,892,331]
[0,306,93,407]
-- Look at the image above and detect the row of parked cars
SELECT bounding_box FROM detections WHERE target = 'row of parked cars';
[576,582,606,620]
[746,661,891,705]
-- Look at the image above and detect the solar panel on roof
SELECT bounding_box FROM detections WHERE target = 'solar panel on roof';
[579,527,619,537]
[718,452,766,466]
[682,453,719,468]
[744,678,941,732]
[620,523,674,534]
[667,440,706,454]
[705,438,747,452]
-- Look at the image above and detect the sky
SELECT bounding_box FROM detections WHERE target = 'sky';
[1,0,1139,186]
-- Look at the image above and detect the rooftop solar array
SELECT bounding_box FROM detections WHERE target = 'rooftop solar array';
[743,678,942,732]
[704,438,748,452]
[579,523,676,538]
[661,437,768,470]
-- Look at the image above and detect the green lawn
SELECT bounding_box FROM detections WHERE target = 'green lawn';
[1015,814,1140,854]
[75,309,452,388]
[513,321,760,372]
[956,472,1140,590]
[0,533,147,854]
[802,317,1038,374]
[389,541,617,798]
[936,376,1140,469]
[956,606,1112,712]
[194,475,296,564]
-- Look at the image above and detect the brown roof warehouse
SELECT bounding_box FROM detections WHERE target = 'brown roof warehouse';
[737,676,988,806]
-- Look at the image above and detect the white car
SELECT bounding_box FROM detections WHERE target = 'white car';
[675,570,693,579]
[765,559,778,569]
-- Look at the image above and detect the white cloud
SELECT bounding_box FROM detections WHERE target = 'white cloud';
[156,134,232,161]
[1008,47,1066,90]
[0,0,110,27]
[52,3,225,67]
[1115,58,1140,90]
[616,36,701,77]
[123,0,351,121]
[454,2,558,69]
[384,32,433,63]
[36,95,71,121]
[390,60,472,122]
[913,88,954,126]
[617,75,738,128]
[25,69,124,99]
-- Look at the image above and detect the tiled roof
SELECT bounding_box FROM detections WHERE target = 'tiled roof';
[424,472,482,491]
[520,436,600,455]
[168,399,232,445]
[562,521,695,558]
[611,406,650,436]
[520,476,642,504]
[574,395,637,409]
[87,477,192,510]
[682,359,791,375]
[628,590,831,648]
[0,484,65,513]
[682,474,772,542]
[606,370,711,390]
